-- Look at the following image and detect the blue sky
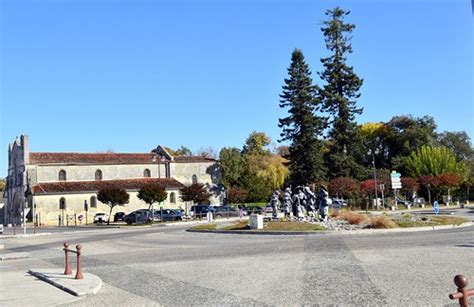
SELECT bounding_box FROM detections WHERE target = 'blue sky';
[1,0,472,177]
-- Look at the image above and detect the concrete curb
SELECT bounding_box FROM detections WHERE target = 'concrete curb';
[28,268,102,297]
[0,233,52,240]
[0,252,30,260]
[187,221,474,236]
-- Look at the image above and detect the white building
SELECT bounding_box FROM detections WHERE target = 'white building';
[5,135,222,226]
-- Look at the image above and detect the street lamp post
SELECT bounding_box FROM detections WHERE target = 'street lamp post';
[151,154,164,223]
[368,149,379,210]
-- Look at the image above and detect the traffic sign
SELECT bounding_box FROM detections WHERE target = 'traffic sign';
[391,171,402,189]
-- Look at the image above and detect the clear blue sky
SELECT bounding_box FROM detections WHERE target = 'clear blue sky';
[1,0,472,177]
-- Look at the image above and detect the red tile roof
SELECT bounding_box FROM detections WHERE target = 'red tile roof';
[32,178,184,194]
[174,156,217,163]
[29,152,216,165]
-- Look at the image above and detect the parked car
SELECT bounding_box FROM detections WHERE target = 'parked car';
[93,213,109,224]
[124,210,151,225]
[190,205,215,219]
[0,224,3,234]
[396,197,412,207]
[243,205,263,215]
[413,197,426,207]
[114,212,126,222]
[331,198,348,208]
[213,206,241,218]
[151,209,185,222]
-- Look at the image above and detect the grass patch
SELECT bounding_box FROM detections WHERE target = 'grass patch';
[191,223,217,231]
[264,221,326,231]
[393,215,468,228]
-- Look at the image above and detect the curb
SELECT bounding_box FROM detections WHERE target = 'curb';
[0,252,30,260]
[28,269,102,297]
[187,221,474,236]
[0,233,52,240]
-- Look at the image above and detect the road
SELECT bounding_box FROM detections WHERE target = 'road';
[1,212,473,306]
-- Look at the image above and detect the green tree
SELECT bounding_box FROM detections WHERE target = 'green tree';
[386,115,437,172]
[137,184,168,221]
[279,49,327,186]
[405,145,465,178]
[174,145,193,156]
[436,131,473,162]
[318,7,365,179]
[97,188,130,225]
[180,183,212,205]
[219,147,245,188]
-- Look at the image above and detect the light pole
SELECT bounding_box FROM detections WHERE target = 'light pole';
[151,154,163,223]
[368,149,379,210]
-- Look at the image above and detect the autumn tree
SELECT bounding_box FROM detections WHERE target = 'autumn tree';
[180,183,212,205]
[97,188,130,225]
[328,177,358,199]
[227,188,248,204]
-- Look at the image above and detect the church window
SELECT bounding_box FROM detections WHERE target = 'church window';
[144,169,151,178]
[59,197,66,210]
[58,170,67,181]
[192,174,198,184]
[90,196,97,208]
[170,192,176,204]
[95,169,103,180]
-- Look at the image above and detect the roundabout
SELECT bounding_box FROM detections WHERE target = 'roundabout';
[2,207,472,306]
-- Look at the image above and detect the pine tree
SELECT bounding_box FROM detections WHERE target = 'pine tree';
[279,49,327,186]
[319,7,365,179]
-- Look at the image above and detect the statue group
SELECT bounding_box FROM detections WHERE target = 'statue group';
[270,185,332,222]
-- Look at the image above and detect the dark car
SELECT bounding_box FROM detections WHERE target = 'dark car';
[190,205,215,219]
[396,197,412,207]
[114,212,126,222]
[124,209,151,225]
[243,205,263,215]
[151,209,185,222]
[213,206,240,219]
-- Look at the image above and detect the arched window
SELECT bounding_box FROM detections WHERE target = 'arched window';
[192,174,198,184]
[170,192,176,204]
[59,197,66,210]
[58,170,67,181]
[95,169,103,180]
[143,169,151,178]
[90,196,97,208]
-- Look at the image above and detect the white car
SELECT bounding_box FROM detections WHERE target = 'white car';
[93,213,109,223]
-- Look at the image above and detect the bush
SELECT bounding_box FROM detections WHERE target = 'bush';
[334,211,367,225]
[368,216,397,229]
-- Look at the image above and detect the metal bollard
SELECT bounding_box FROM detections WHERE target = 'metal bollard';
[449,275,474,307]
[63,242,72,275]
[75,244,83,280]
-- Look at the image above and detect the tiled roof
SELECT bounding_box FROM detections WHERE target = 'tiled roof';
[29,152,216,165]
[174,156,217,163]
[32,178,184,194]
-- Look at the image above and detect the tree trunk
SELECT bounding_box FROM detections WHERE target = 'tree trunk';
[108,205,114,225]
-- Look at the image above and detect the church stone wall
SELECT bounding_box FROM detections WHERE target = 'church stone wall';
[33,189,184,226]
[36,164,166,183]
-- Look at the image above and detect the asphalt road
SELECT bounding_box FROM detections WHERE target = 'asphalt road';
[2,213,473,306]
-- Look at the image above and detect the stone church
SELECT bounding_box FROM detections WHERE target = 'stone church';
[4,135,222,226]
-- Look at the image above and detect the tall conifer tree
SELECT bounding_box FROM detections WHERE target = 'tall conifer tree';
[279,49,327,186]
[319,7,365,179]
